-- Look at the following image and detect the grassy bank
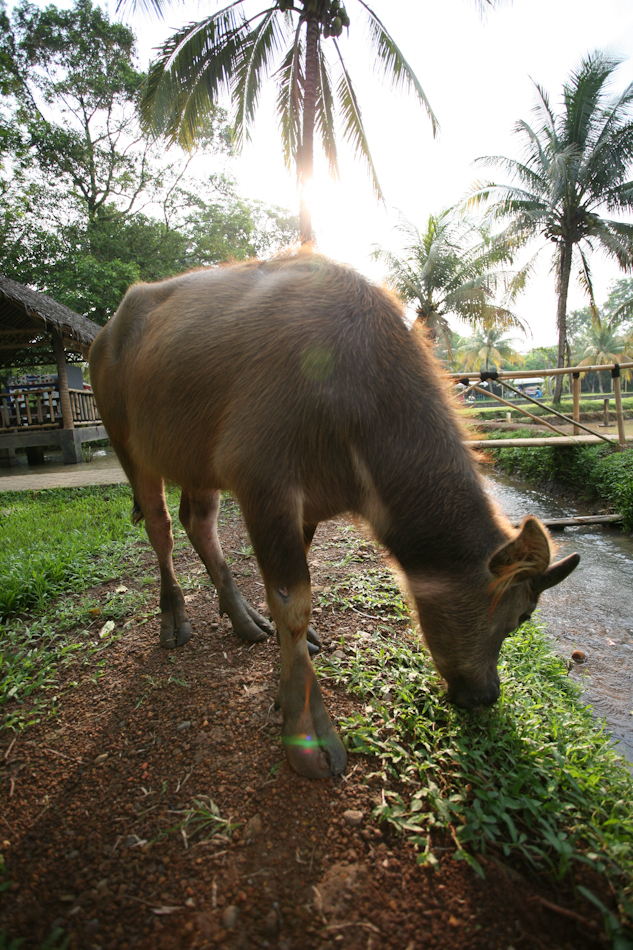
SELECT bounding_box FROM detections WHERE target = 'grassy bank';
[481,429,633,531]
[320,622,633,942]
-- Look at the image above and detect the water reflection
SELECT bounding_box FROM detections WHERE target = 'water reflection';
[486,471,633,762]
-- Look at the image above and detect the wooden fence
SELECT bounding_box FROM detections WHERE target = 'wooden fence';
[450,362,633,449]
[0,387,100,432]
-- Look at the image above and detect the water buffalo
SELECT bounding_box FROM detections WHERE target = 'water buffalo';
[89,251,579,779]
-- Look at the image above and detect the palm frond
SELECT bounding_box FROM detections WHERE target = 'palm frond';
[333,41,382,200]
[576,247,598,316]
[563,51,621,151]
[232,11,288,152]
[141,5,248,148]
[581,84,633,193]
[530,80,557,138]
[476,148,548,196]
[589,219,633,272]
[514,119,551,178]
[356,0,438,136]
[601,176,633,214]
[315,38,338,178]
[274,25,304,173]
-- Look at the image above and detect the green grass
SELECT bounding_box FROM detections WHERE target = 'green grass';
[318,620,633,940]
[0,484,142,618]
[317,567,409,620]
[0,483,239,732]
[0,484,180,731]
[463,395,633,423]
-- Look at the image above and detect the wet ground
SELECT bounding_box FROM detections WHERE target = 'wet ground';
[486,470,633,763]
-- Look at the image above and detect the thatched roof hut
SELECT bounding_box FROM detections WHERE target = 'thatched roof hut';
[0,276,101,369]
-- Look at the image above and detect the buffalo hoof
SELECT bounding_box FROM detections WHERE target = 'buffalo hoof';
[219,589,272,643]
[244,601,275,638]
[279,669,347,779]
[282,718,347,779]
[307,626,321,656]
[160,616,193,649]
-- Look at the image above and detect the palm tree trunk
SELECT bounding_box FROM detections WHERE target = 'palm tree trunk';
[299,16,319,245]
[553,241,573,403]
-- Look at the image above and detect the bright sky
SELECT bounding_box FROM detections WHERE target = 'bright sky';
[17,0,633,348]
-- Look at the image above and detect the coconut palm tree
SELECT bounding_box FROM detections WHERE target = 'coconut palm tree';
[137,0,438,245]
[469,51,633,402]
[455,323,525,374]
[373,209,526,352]
[578,313,633,392]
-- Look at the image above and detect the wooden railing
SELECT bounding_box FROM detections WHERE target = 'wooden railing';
[0,387,101,431]
[68,388,100,425]
[451,362,633,449]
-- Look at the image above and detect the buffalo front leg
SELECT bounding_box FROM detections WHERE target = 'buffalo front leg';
[246,513,346,778]
[135,476,192,649]
[179,490,273,643]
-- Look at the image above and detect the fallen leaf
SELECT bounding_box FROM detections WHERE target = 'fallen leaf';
[99,621,115,639]
[115,585,128,594]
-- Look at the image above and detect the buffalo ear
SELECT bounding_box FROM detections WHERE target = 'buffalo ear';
[489,516,551,580]
[532,552,580,593]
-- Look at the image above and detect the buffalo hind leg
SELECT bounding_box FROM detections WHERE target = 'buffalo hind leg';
[134,476,192,650]
[245,507,346,779]
[179,490,273,643]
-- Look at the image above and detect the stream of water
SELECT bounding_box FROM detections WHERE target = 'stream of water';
[485,471,633,763]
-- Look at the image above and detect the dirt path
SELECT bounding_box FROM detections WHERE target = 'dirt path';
[0,502,614,950]
[0,462,127,493]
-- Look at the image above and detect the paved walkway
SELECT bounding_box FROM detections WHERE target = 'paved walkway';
[0,463,127,492]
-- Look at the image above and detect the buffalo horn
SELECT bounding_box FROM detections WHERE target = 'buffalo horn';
[532,553,580,594]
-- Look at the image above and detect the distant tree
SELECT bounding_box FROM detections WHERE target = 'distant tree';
[455,323,525,374]
[470,52,633,402]
[373,209,525,352]
[579,313,633,392]
[567,306,593,346]
[603,277,633,326]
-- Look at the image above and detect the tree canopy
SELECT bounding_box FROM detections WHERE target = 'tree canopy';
[137,0,440,244]
[470,51,633,401]
[373,208,525,351]
[0,0,298,325]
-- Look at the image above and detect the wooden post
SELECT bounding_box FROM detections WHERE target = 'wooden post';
[572,373,580,436]
[612,365,626,449]
[600,398,610,427]
[51,328,74,430]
